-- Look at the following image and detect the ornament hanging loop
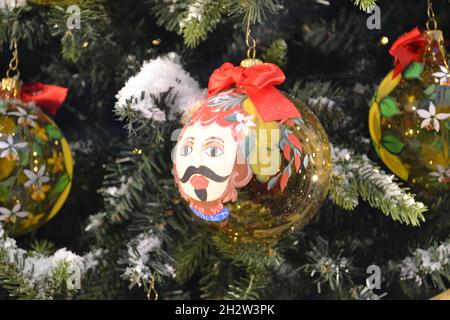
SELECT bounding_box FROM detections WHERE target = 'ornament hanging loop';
[6,38,20,79]
[426,0,438,31]
[241,3,262,67]
[245,5,257,60]
[146,277,159,300]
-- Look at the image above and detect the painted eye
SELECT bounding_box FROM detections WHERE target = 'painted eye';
[205,146,224,157]
[180,145,193,156]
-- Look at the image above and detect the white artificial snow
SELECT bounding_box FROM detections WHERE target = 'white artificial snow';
[115,52,205,122]
[179,0,205,28]
[85,213,105,232]
[69,140,95,155]
[105,176,133,197]
[308,96,336,109]
[0,224,101,298]
[397,239,450,286]
[122,232,175,289]
[0,0,26,10]
[123,232,161,288]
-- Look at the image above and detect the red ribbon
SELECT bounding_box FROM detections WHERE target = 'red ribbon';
[389,27,426,78]
[208,62,300,122]
[21,82,68,116]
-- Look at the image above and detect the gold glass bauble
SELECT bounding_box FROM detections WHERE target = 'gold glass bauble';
[173,91,332,245]
[369,30,450,190]
[0,99,73,235]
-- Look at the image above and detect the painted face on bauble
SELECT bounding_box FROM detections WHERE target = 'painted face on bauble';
[174,122,238,202]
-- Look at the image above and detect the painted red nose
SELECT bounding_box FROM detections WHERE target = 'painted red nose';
[190,175,209,189]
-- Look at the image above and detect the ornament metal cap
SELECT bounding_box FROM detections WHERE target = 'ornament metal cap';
[423,29,444,44]
[1,77,22,99]
[240,58,263,68]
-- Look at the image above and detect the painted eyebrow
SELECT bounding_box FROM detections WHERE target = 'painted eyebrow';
[183,137,195,142]
[204,136,224,143]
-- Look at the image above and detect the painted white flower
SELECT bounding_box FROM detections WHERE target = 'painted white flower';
[416,102,450,132]
[23,165,50,188]
[8,106,38,127]
[0,203,28,223]
[432,65,450,85]
[0,135,27,159]
[235,114,256,135]
[429,164,450,184]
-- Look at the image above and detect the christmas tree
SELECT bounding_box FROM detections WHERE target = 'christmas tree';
[0,0,449,301]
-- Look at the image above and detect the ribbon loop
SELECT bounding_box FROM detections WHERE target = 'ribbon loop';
[21,82,68,116]
[208,62,300,122]
[389,27,427,78]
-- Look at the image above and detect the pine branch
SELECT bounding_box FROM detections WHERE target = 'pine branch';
[261,39,287,69]
[212,236,281,270]
[300,237,356,294]
[175,229,213,283]
[392,238,450,291]
[48,0,110,63]
[331,146,427,226]
[152,0,282,48]
[225,272,268,300]
[351,0,377,11]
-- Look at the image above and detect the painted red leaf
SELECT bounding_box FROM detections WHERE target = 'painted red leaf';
[283,144,291,161]
[286,119,295,127]
[294,152,301,172]
[280,171,289,192]
[288,132,302,152]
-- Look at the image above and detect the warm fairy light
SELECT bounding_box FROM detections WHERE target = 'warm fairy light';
[152,39,161,46]
[33,166,38,172]
[33,151,38,156]
[312,174,318,182]
[409,129,414,135]
[83,41,89,48]
[380,36,389,45]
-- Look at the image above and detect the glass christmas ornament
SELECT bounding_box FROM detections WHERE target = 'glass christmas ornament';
[172,60,332,244]
[0,98,73,235]
[369,28,450,190]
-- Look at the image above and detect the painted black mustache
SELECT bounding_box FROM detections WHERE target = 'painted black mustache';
[179,166,229,183]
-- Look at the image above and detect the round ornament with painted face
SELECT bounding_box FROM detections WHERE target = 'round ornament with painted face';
[172,62,332,244]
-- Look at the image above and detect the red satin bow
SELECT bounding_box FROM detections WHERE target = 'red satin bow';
[389,27,426,78]
[208,62,300,122]
[21,82,68,116]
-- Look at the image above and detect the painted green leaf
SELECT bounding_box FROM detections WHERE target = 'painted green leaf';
[423,84,437,96]
[54,173,70,193]
[19,150,29,167]
[381,134,406,155]
[379,96,400,117]
[0,185,8,202]
[32,142,42,157]
[46,125,62,140]
[446,120,450,129]
[0,101,6,112]
[224,113,238,122]
[432,138,443,153]
[403,62,423,79]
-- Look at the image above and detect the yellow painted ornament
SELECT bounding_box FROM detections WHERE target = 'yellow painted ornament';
[0,99,73,235]
[172,60,332,244]
[369,28,450,190]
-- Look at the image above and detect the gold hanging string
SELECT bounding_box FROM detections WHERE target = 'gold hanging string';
[426,0,438,31]
[6,37,20,79]
[245,4,256,60]
[146,277,159,300]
